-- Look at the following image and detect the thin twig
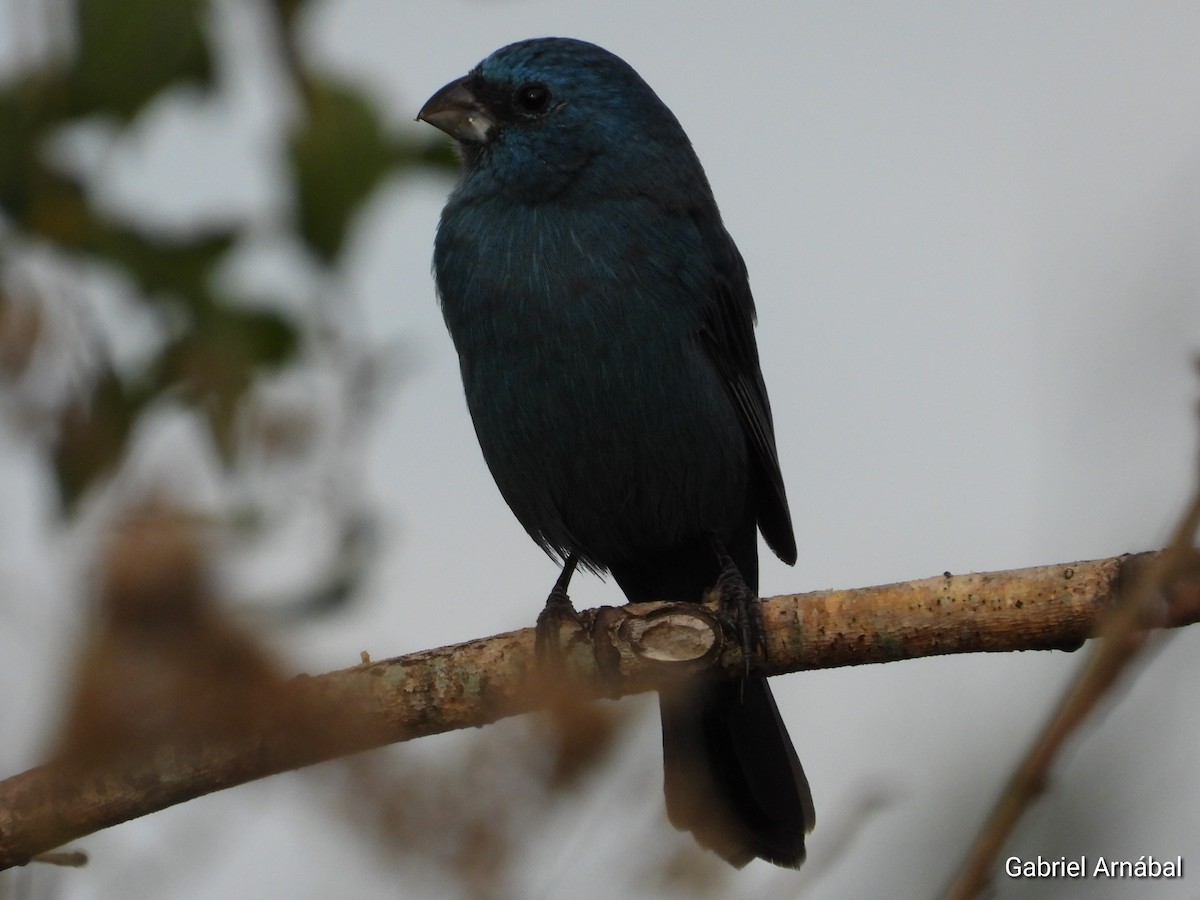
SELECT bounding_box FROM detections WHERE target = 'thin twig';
[941,491,1200,900]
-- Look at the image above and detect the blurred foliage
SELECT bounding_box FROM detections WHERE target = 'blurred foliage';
[290,80,394,263]
[52,370,146,509]
[0,0,457,514]
[71,0,212,120]
[0,289,43,377]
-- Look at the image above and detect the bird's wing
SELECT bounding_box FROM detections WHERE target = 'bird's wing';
[698,234,797,566]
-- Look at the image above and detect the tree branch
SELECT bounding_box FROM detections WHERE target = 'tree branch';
[2,550,1197,870]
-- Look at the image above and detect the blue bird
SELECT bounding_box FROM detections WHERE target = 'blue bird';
[419,37,814,868]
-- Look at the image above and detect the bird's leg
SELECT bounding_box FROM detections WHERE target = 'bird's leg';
[709,537,768,676]
[535,554,581,664]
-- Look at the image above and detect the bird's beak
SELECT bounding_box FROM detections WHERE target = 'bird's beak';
[417,77,495,144]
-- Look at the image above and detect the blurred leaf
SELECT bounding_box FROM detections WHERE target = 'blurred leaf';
[21,169,93,248]
[53,371,144,509]
[0,78,72,223]
[155,304,298,459]
[270,0,308,33]
[92,227,235,307]
[290,81,392,263]
[70,0,213,120]
[231,307,298,368]
[54,501,289,771]
[0,91,29,213]
[0,291,45,379]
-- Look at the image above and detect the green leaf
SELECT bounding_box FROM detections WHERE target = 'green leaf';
[231,307,299,368]
[91,228,235,308]
[69,0,213,120]
[269,0,308,32]
[0,79,72,223]
[153,303,299,459]
[52,371,143,510]
[290,81,393,263]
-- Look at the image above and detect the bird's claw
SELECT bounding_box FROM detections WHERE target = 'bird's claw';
[713,549,768,676]
[535,584,584,665]
[535,555,583,666]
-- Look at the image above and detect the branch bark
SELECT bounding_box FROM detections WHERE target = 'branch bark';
[1,550,1197,870]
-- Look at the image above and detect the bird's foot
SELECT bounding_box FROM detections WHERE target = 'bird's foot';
[535,586,584,664]
[712,545,768,676]
[535,556,582,665]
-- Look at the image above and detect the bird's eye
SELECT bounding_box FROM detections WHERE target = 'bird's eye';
[515,82,551,115]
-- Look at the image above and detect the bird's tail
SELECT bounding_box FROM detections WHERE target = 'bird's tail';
[660,675,815,868]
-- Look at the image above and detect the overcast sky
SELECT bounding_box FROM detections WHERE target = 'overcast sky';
[3,2,1200,899]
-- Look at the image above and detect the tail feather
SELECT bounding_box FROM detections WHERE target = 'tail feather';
[660,676,814,868]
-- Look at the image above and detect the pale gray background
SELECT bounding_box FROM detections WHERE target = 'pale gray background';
[1,2,1198,898]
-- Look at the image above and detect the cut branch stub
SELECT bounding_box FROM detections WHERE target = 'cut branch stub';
[593,601,724,672]
[543,601,730,696]
[618,603,722,664]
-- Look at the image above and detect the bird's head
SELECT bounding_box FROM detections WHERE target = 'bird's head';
[418,37,692,201]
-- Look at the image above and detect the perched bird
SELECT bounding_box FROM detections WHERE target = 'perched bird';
[419,37,814,868]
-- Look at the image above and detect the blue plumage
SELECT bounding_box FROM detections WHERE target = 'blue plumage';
[420,37,813,867]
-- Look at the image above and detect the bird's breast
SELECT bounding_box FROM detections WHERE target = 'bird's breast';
[435,200,749,563]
